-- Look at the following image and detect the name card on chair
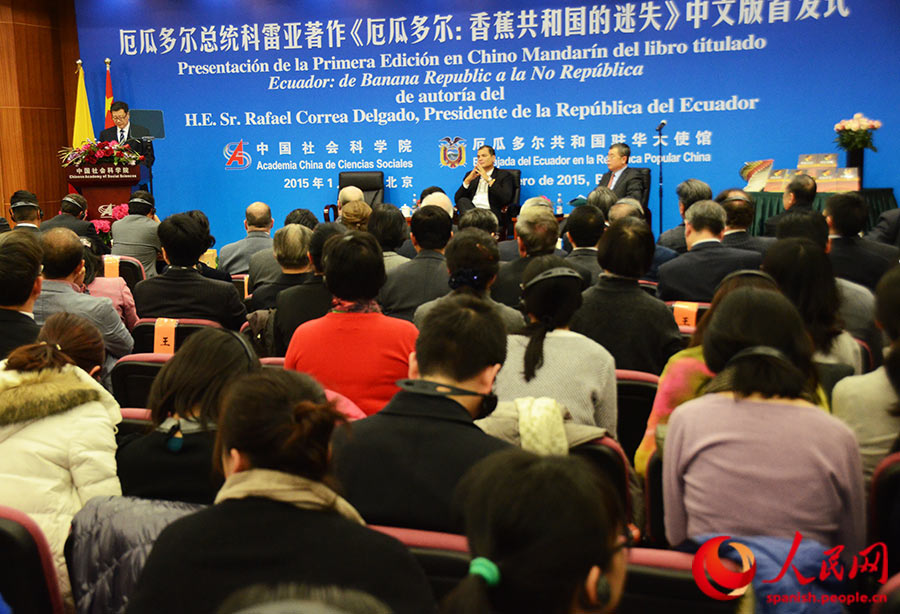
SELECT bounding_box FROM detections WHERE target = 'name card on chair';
[672,302,700,328]
[153,318,178,354]
[103,256,120,278]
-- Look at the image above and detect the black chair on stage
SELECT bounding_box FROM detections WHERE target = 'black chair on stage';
[340,171,385,207]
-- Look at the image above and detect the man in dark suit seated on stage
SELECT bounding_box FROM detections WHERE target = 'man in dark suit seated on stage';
[0,231,42,358]
[825,192,900,292]
[454,145,516,226]
[763,173,816,237]
[608,200,677,282]
[9,190,42,234]
[564,204,604,285]
[41,193,107,254]
[332,294,511,533]
[717,188,775,255]
[597,142,643,202]
[133,213,247,330]
[99,100,154,167]
[658,200,763,302]
[656,178,712,254]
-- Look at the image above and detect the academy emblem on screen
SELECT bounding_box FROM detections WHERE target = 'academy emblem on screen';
[223,140,252,170]
[438,137,466,169]
[692,536,756,600]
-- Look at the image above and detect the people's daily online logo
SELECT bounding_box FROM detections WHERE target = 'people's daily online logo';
[224,140,252,170]
[692,536,757,600]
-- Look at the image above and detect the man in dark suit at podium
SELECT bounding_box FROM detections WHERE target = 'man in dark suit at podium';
[99,101,154,167]
[596,143,643,202]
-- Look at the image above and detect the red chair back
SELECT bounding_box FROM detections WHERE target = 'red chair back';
[615,370,659,464]
[571,436,632,519]
[102,254,146,293]
[110,353,171,408]
[131,318,223,353]
[871,452,900,577]
[644,450,667,548]
[0,505,65,614]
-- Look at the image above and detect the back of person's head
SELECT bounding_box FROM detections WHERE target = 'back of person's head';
[147,328,260,428]
[689,269,779,347]
[367,204,407,252]
[309,223,346,273]
[684,200,726,235]
[775,210,829,249]
[586,186,618,218]
[0,231,42,307]
[763,238,841,353]
[284,208,319,230]
[158,213,208,266]
[421,191,454,217]
[186,209,216,249]
[340,200,372,231]
[703,287,816,400]
[218,584,392,614]
[786,174,817,209]
[323,231,384,300]
[876,266,900,410]
[215,369,344,482]
[445,229,500,294]
[607,201,644,223]
[128,190,155,216]
[597,217,654,278]
[458,208,499,237]
[7,312,104,375]
[515,207,559,256]
[10,190,40,223]
[41,228,83,279]
[82,247,100,285]
[245,202,273,229]
[519,256,583,382]
[60,193,88,217]
[274,224,313,269]
[338,186,363,207]
[824,192,868,236]
[411,205,452,250]
[676,179,712,211]
[419,185,445,201]
[566,204,605,248]
[442,449,626,614]
[716,189,756,229]
[416,294,506,382]
[520,196,552,213]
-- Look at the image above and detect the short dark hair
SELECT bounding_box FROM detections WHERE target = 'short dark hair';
[445,228,500,293]
[158,213,209,266]
[459,208,499,236]
[610,142,630,161]
[703,287,816,401]
[775,210,829,249]
[283,208,319,230]
[186,210,216,249]
[410,205,452,250]
[515,208,559,256]
[717,189,756,229]
[684,200,726,234]
[60,193,87,216]
[586,186,618,217]
[676,179,712,211]
[478,145,495,157]
[309,222,346,273]
[215,369,344,480]
[419,185,446,201]
[323,231,385,300]
[41,228,84,279]
[416,294,506,381]
[786,174,817,209]
[824,192,868,236]
[367,204,408,251]
[148,328,260,429]
[110,101,129,114]
[566,204,605,248]
[598,217,654,278]
[128,190,155,215]
[10,190,40,223]
[0,231,42,306]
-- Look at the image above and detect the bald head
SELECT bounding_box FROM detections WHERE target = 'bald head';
[338,186,364,209]
[41,228,84,279]
[421,191,454,217]
[245,202,273,231]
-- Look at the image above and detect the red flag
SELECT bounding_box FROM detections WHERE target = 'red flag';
[104,61,114,129]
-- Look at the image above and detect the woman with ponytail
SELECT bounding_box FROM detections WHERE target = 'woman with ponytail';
[126,369,434,614]
[664,287,864,553]
[493,255,617,433]
[833,265,900,489]
[0,312,121,603]
[441,449,628,614]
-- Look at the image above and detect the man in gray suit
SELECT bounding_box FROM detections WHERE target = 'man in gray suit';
[564,204,604,285]
[218,201,274,275]
[379,206,452,321]
[111,191,161,278]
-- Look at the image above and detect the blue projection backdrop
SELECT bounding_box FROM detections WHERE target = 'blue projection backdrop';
[73,0,900,246]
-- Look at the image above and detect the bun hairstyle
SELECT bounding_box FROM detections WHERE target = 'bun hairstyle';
[445,228,500,294]
[442,449,624,614]
[215,370,345,482]
[7,312,104,374]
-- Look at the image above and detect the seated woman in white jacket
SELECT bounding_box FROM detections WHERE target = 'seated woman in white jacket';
[0,312,121,602]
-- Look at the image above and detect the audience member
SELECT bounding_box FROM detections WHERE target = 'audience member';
[379,206,452,321]
[664,287,864,554]
[217,584,392,614]
[764,173,816,237]
[656,179,712,254]
[396,191,455,259]
[866,208,900,248]
[274,223,345,355]
[333,294,511,532]
[833,265,900,489]
[125,369,435,614]
[585,185,619,220]
[716,188,774,254]
[249,208,319,290]
[564,204,605,284]
[335,185,364,228]
[0,313,120,602]
[571,218,683,375]
[458,207,500,239]
[0,231,42,357]
[441,450,627,614]
[284,231,418,414]
[83,248,139,330]
[367,203,410,272]
[247,224,313,311]
[494,256,616,432]
[42,193,106,253]
[825,192,900,292]
[0,215,8,233]
[607,200,677,281]
[657,200,762,302]
[219,202,274,275]
[186,209,231,282]
[413,228,525,333]
[111,191,160,278]
[134,213,247,330]
[340,200,372,231]
[9,190,42,233]
[117,329,261,503]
